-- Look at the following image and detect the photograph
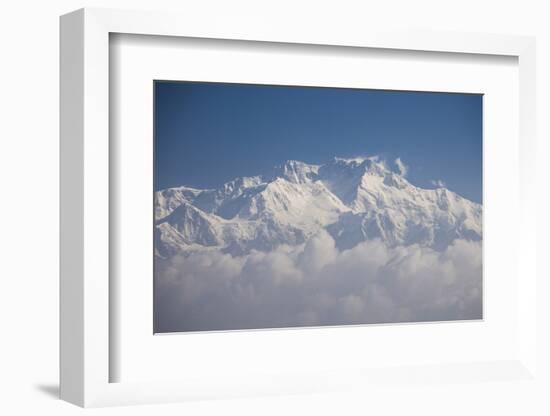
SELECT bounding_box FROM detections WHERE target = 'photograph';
[153,81,483,333]
[2,0,542,412]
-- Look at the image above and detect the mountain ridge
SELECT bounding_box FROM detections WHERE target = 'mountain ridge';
[155,157,482,257]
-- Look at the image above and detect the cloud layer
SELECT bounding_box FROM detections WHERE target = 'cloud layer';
[155,231,482,333]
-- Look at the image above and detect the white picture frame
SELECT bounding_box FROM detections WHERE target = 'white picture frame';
[60,7,537,407]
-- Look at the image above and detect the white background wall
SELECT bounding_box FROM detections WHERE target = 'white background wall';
[0,0,548,414]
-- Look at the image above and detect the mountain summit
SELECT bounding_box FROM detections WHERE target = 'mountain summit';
[155,157,482,257]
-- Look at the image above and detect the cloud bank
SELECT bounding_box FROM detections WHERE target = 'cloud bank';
[155,231,482,333]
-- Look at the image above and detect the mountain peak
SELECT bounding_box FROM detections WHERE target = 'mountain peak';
[330,156,390,176]
[270,160,320,184]
[333,156,370,165]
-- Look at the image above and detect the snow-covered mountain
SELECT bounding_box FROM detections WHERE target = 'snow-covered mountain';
[155,157,482,258]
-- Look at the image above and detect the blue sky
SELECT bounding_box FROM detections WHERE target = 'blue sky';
[155,81,482,203]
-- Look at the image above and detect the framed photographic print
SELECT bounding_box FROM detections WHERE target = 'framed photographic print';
[60,8,538,408]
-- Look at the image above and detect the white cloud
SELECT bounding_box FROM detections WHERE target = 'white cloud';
[155,231,482,332]
[394,158,408,177]
[431,179,446,188]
